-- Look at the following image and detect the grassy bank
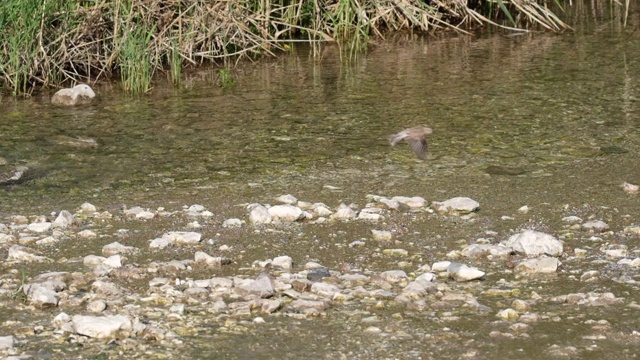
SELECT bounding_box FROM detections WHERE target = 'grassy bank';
[0,0,621,95]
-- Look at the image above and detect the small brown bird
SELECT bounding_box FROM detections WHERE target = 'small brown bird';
[389,126,433,160]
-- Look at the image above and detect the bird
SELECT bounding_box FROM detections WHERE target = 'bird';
[389,126,433,160]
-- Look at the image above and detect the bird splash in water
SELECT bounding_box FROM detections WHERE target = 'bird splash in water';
[389,126,433,160]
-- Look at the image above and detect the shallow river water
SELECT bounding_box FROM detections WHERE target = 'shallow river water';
[1,5,640,360]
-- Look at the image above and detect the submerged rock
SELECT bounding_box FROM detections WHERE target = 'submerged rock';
[515,256,560,274]
[51,84,96,106]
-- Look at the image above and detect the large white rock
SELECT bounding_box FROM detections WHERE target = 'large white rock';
[461,244,512,259]
[0,336,15,350]
[72,315,132,338]
[249,204,272,224]
[268,204,304,222]
[52,210,75,228]
[27,222,52,233]
[149,231,202,248]
[447,263,485,281]
[432,197,480,213]
[7,245,50,262]
[390,196,427,209]
[51,84,96,106]
[502,230,563,257]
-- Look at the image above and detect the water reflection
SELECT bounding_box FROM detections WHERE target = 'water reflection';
[0,26,639,209]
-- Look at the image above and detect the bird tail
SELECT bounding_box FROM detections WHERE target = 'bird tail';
[389,132,406,146]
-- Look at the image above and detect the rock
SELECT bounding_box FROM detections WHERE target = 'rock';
[150,231,202,248]
[48,135,98,148]
[371,229,392,241]
[312,203,333,217]
[52,210,75,228]
[432,197,480,214]
[249,204,272,224]
[310,282,341,297]
[496,308,519,320]
[268,204,304,222]
[7,245,50,262]
[72,315,133,338]
[502,230,563,257]
[622,182,639,194]
[275,194,298,204]
[517,205,529,214]
[87,300,107,313]
[0,165,29,185]
[23,272,67,307]
[79,202,97,214]
[103,255,122,268]
[77,229,97,239]
[222,218,242,227]
[357,208,384,221]
[236,273,275,298]
[0,336,15,350]
[194,251,230,266]
[601,244,627,258]
[447,263,485,281]
[51,84,96,106]
[461,244,512,259]
[515,256,560,274]
[307,268,331,282]
[582,220,609,232]
[379,270,409,283]
[27,222,52,233]
[624,226,640,235]
[390,196,427,209]
[124,206,155,220]
[331,204,357,220]
[102,242,139,256]
[272,256,293,270]
[562,216,582,224]
[432,261,451,272]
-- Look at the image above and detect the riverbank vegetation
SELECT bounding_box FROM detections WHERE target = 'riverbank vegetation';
[0,0,627,95]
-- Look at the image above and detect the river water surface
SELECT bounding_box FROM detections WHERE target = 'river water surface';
[1,5,640,360]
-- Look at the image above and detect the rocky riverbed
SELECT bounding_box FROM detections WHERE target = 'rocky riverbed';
[1,185,639,359]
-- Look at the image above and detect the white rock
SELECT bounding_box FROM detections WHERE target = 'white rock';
[310,282,341,297]
[83,255,107,266]
[582,220,609,232]
[502,230,563,257]
[222,218,243,227]
[194,251,226,266]
[331,204,357,220]
[51,84,96,106]
[268,204,304,222]
[371,230,392,241]
[517,205,529,214]
[515,256,560,274]
[7,245,49,262]
[562,216,583,224]
[249,204,272,224]
[272,256,293,270]
[496,308,519,320]
[312,203,333,217]
[380,270,408,283]
[447,263,485,281]
[102,242,138,256]
[87,300,107,313]
[103,255,122,268]
[52,210,75,228]
[432,197,479,213]
[27,222,52,233]
[79,202,97,214]
[236,273,275,298]
[72,315,132,339]
[461,244,512,259]
[357,208,384,221]
[391,196,427,209]
[0,336,15,350]
[432,261,452,272]
[77,229,97,239]
[275,194,298,204]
